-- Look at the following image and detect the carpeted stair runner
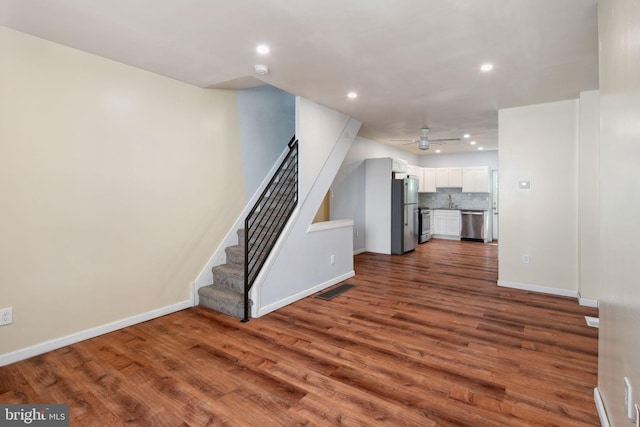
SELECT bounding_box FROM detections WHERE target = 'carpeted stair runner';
[198,160,297,320]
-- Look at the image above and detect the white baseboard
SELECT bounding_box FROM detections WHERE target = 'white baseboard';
[255,271,355,317]
[594,387,611,427]
[0,300,192,367]
[579,297,599,308]
[353,248,366,255]
[431,235,461,241]
[497,280,579,299]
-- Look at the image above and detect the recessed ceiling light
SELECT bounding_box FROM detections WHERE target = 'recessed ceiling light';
[436,149,441,153]
[463,134,470,139]
[470,140,477,145]
[347,92,358,99]
[480,63,494,72]
[256,44,270,55]
[478,146,484,150]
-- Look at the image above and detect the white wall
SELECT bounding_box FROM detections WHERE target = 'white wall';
[0,27,245,358]
[254,98,362,315]
[298,100,351,204]
[419,151,499,169]
[577,90,600,304]
[596,0,640,424]
[331,137,418,253]
[237,85,295,196]
[498,100,579,296]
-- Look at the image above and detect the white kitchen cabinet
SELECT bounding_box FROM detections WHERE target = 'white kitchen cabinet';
[391,158,408,173]
[407,164,420,179]
[429,212,435,236]
[449,168,462,187]
[435,167,462,188]
[421,168,436,193]
[433,215,446,235]
[435,168,448,187]
[432,210,461,239]
[462,166,490,193]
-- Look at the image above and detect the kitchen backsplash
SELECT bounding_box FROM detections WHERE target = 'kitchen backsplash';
[419,188,491,210]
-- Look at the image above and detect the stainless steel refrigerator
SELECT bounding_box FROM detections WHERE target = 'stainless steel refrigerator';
[391,177,418,254]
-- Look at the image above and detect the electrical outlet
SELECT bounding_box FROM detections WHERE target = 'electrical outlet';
[330,254,335,265]
[625,377,634,421]
[0,307,12,326]
[522,254,530,264]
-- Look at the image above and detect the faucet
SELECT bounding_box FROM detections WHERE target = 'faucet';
[448,194,453,208]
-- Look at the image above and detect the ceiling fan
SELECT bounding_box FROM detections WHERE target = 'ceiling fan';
[391,127,460,150]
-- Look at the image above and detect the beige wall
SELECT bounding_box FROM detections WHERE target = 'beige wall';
[0,27,245,354]
[597,0,640,424]
[498,100,579,294]
[312,192,331,223]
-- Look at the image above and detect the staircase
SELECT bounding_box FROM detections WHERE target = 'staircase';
[197,229,249,319]
[198,137,298,320]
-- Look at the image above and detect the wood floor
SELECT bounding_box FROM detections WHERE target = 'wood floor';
[0,239,600,426]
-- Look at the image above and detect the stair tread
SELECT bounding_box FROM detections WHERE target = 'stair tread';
[212,263,243,276]
[198,284,246,319]
[198,284,242,299]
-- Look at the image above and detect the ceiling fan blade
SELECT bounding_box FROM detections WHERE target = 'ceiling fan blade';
[390,138,416,142]
[430,137,461,143]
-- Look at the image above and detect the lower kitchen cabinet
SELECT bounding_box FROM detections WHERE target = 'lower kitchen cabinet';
[432,210,461,239]
[429,211,435,237]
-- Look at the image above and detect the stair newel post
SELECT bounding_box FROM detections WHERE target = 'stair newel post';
[242,216,250,323]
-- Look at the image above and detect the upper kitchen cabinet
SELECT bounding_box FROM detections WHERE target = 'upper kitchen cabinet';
[406,165,436,193]
[391,158,408,173]
[421,168,436,193]
[436,167,462,188]
[462,166,490,193]
[407,164,420,179]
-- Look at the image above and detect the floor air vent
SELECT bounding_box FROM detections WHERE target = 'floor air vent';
[585,316,599,328]
[315,284,355,300]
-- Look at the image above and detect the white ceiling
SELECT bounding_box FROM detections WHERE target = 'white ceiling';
[0,0,599,155]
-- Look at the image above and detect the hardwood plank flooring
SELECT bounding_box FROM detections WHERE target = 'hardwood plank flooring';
[0,239,599,426]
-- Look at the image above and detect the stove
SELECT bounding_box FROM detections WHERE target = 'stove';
[418,207,431,243]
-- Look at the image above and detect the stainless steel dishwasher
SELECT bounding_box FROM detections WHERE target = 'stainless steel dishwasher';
[460,210,485,242]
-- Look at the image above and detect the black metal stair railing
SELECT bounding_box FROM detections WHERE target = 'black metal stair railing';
[243,136,299,322]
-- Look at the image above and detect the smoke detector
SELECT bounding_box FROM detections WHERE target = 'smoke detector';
[254,64,270,75]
